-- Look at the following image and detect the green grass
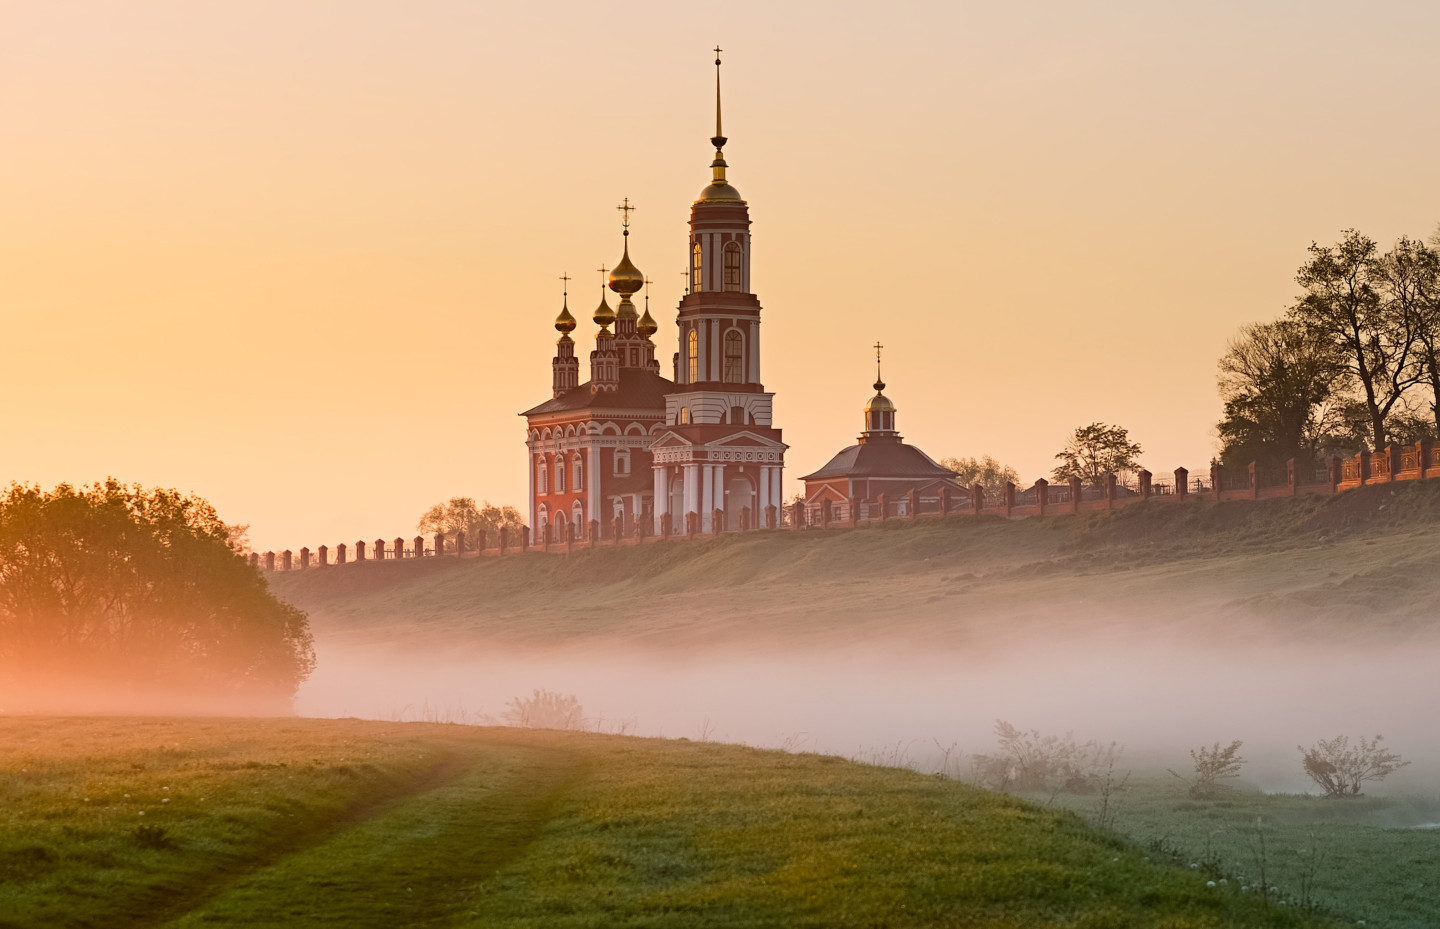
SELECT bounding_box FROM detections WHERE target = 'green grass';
[269,481,1440,651]
[1038,777,1440,929]
[1,717,1343,928]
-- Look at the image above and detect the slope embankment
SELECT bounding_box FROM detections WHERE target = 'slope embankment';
[269,481,1440,653]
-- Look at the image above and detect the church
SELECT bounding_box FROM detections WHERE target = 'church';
[521,54,788,541]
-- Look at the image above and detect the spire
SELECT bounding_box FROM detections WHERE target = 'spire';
[551,272,580,397]
[593,264,615,332]
[608,197,644,308]
[697,47,742,202]
[555,272,576,338]
[874,340,885,392]
[638,276,658,338]
[861,341,898,442]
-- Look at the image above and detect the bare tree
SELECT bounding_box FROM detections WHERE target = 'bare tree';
[1169,740,1246,799]
[1298,734,1409,798]
[937,456,1020,493]
[1290,231,1424,449]
[501,689,587,730]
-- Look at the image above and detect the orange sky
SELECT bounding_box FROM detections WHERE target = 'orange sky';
[4,1,1439,551]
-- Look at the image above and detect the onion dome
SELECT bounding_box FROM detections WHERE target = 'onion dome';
[593,291,615,329]
[608,240,645,297]
[863,390,896,414]
[697,179,743,203]
[554,298,576,334]
[637,307,658,338]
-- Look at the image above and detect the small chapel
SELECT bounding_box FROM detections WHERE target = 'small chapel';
[521,52,788,542]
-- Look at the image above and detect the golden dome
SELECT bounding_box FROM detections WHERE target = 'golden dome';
[637,308,658,338]
[593,292,615,329]
[554,299,576,334]
[697,180,743,203]
[864,392,896,414]
[608,240,645,296]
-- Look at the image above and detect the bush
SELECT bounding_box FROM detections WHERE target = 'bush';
[1169,740,1246,799]
[971,720,1122,794]
[1299,734,1409,798]
[501,689,587,731]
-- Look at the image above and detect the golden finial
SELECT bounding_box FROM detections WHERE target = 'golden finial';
[874,341,885,392]
[555,272,576,334]
[713,46,725,147]
[638,276,657,338]
[697,47,742,203]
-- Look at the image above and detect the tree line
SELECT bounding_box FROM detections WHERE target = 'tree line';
[1218,227,1440,469]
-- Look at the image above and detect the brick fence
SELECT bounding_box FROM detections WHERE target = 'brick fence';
[250,442,1436,571]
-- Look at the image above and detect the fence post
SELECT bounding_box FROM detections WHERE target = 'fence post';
[300,547,311,570]
[282,550,292,571]
[499,527,508,554]
[355,540,365,562]
[318,545,329,567]
[1421,440,1434,479]
[1286,458,1298,495]
[374,538,386,561]
[1069,476,1082,514]
[613,515,624,542]
[1328,457,1342,491]
[1035,478,1048,515]
[876,493,887,521]
[1138,470,1152,501]
[1210,462,1224,500]
[249,552,260,569]
[336,543,347,565]
[590,520,600,547]
[264,551,276,571]
[1389,442,1404,480]
[971,483,984,516]
[1246,461,1258,500]
[394,537,405,559]
[687,511,697,538]
[1174,467,1189,502]
[848,497,859,527]
[821,499,832,528]
[939,486,950,516]
[1104,473,1117,509]
[455,531,466,556]
[791,501,805,530]
[1358,450,1371,485]
[907,488,919,519]
[521,527,530,551]
[1002,481,1015,517]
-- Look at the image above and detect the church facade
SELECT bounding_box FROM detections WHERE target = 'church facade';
[521,55,787,541]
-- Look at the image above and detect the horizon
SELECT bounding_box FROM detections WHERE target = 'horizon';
[5,2,1439,549]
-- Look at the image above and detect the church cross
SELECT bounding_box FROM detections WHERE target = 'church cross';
[597,265,608,289]
[616,198,636,229]
[559,271,571,296]
[874,341,884,387]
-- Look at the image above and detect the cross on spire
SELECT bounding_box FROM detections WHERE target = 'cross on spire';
[712,46,725,145]
[596,265,608,289]
[874,341,885,391]
[616,197,636,232]
[644,276,653,309]
[559,271,571,297]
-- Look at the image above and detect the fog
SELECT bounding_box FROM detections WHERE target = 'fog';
[296,628,1440,795]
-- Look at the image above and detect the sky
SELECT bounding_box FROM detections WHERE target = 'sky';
[4,1,1439,551]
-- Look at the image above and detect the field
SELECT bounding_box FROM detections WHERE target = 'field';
[0,716,1343,929]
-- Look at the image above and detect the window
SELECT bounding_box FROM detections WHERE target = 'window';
[692,243,703,292]
[687,329,699,383]
[537,459,548,494]
[554,459,565,494]
[680,406,690,424]
[723,330,743,383]
[731,405,745,424]
[615,448,630,475]
[572,454,584,492]
[723,242,742,291]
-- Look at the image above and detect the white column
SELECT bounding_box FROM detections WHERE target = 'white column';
[749,321,760,384]
[712,463,726,531]
[528,450,536,532]
[770,466,782,515]
[589,445,602,528]
[653,466,669,534]
[701,464,714,531]
[709,319,721,384]
[684,463,700,526]
[758,464,771,519]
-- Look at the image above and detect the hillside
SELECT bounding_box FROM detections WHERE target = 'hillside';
[0,716,1338,929]
[271,481,1440,652]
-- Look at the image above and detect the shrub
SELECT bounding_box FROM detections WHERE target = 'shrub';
[971,720,1122,794]
[1298,734,1409,798]
[1170,740,1246,799]
[501,689,587,731]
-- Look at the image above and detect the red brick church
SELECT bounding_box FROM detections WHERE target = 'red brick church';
[521,53,787,541]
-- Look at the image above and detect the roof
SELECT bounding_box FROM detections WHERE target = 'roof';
[521,368,674,418]
[800,441,958,482]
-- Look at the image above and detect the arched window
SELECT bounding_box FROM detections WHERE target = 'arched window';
[723,241,742,292]
[572,501,585,534]
[687,329,699,383]
[692,243,703,292]
[680,406,691,424]
[615,448,630,475]
[554,458,566,494]
[723,330,743,383]
[572,454,584,492]
[537,459,548,495]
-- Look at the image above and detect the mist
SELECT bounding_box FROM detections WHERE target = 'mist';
[296,623,1440,796]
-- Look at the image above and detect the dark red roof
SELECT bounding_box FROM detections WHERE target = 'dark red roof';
[800,441,958,482]
[521,368,674,418]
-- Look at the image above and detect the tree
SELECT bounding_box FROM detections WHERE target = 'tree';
[1051,423,1143,484]
[417,497,524,544]
[501,689,587,730]
[1392,237,1440,437]
[1215,320,1351,469]
[1290,231,1424,450]
[0,480,315,709]
[1169,740,1246,799]
[937,456,1020,492]
[1298,734,1409,798]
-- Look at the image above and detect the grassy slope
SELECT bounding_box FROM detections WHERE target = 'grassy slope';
[0,717,1338,929]
[270,481,1440,651]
